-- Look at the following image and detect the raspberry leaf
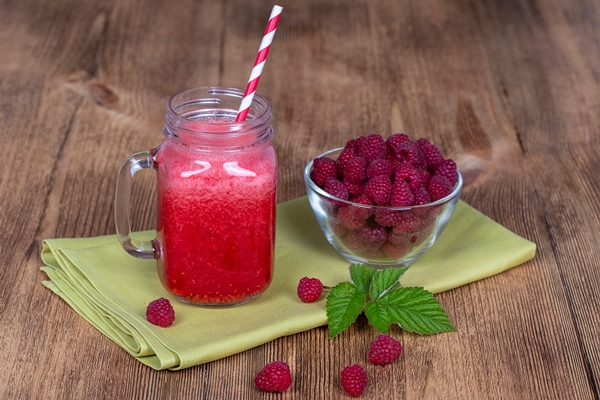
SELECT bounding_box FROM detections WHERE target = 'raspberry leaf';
[369,267,409,301]
[349,264,377,294]
[325,266,454,337]
[377,287,456,334]
[326,282,367,338]
[364,301,392,333]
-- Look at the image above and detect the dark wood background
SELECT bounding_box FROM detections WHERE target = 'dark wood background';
[1,0,599,398]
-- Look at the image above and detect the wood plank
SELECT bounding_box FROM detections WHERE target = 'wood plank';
[0,0,599,398]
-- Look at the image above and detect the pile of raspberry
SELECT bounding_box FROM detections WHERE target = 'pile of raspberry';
[310,133,458,261]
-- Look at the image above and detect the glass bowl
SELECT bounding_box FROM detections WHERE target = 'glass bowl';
[304,148,462,268]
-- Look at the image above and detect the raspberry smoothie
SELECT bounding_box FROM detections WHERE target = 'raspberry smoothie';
[155,138,277,306]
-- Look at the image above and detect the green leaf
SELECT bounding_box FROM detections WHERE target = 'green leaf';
[365,301,392,333]
[326,282,367,338]
[377,287,456,335]
[369,267,409,301]
[349,264,377,294]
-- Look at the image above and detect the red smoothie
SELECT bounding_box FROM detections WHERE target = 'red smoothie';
[155,139,277,306]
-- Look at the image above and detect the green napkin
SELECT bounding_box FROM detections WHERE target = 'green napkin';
[41,197,535,370]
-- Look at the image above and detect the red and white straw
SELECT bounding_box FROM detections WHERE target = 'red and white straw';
[235,5,283,122]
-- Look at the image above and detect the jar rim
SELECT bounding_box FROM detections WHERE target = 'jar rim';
[166,86,272,135]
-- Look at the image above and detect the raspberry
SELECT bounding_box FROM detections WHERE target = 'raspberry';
[358,134,387,162]
[434,159,459,187]
[420,143,444,171]
[366,159,394,179]
[387,229,412,246]
[418,168,431,187]
[344,180,364,197]
[340,364,368,397]
[412,185,431,205]
[386,133,410,152]
[393,212,422,233]
[337,205,369,230]
[394,141,427,169]
[385,145,396,162]
[361,247,384,260]
[394,162,421,189]
[330,217,349,237]
[312,157,338,187]
[387,229,413,246]
[359,225,387,249]
[390,180,414,207]
[324,178,349,200]
[344,157,368,184]
[254,361,293,392]
[416,137,431,148]
[364,175,392,205]
[428,174,453,201]
[368,335,403,365]
[337,147,357,174]
[350,194,375,218]
[381,241,411,260]
[343,230,369,252]
[146,298,175,327]
[353,193,374,204]
[297,277,324,303]
[374,208,402,227]
[345,137,365,153]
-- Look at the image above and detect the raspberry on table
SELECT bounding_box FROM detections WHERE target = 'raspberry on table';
[324,178,349,201]
[297,277,324,303]
[312,157,338,187]
[344,156,368,184]
[340,364,368,397]
[390,179,414,207]
[146,298,175,327]
[428,174,453,201]
[364,175,392,205]
[368,335,403,365]
[358,133,387,162]
[434,158,459,186]
[254,361,293,392]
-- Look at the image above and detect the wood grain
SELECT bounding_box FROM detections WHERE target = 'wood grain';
[0,0,599,398]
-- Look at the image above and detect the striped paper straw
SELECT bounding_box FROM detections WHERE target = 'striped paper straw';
[235,5,283,122]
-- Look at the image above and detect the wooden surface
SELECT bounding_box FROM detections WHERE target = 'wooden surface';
[1,0,599,398]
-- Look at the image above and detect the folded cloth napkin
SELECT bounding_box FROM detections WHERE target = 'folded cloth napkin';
[41,197,536,370]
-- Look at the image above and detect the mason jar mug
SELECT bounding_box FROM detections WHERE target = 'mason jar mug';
[115,87,277,307]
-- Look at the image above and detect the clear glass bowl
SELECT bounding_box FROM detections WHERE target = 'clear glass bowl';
[304,148,462,268]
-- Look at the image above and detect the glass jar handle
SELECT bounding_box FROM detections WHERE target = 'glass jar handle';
[114,149,157,259]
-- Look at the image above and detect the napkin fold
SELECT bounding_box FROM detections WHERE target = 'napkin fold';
[41,197,536,370]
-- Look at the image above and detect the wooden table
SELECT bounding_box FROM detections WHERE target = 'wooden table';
[1,0,598,398]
